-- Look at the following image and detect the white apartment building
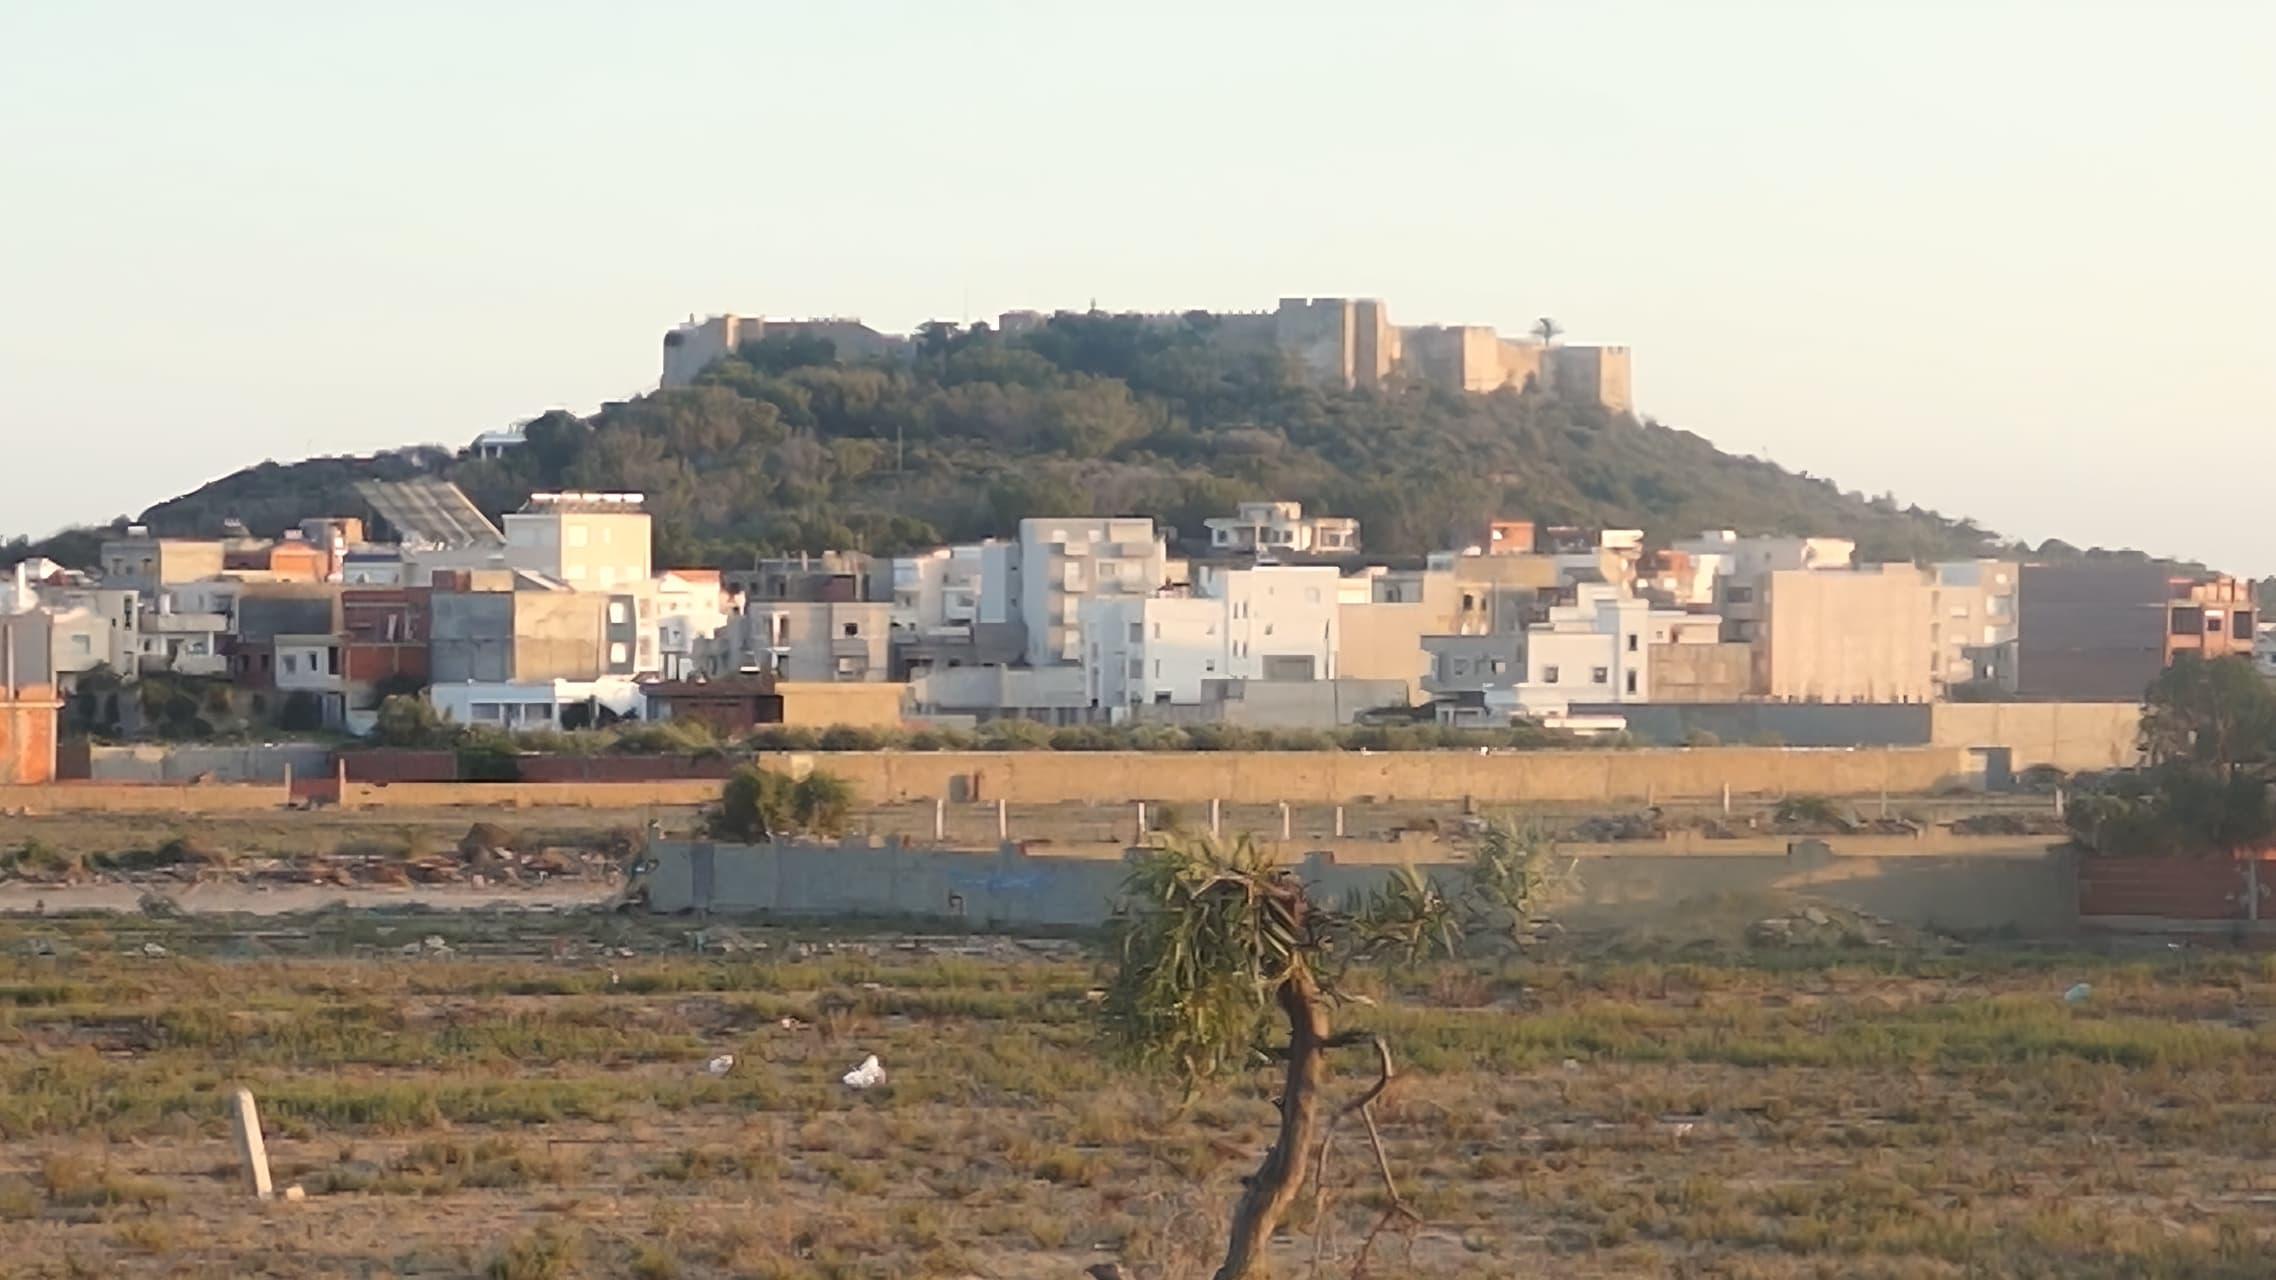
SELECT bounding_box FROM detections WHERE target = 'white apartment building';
[1017,518,1176,667]
[1426,582,1700,721]
[1081,565,1341,714]
[646,569,730,680]
[888,541,1013,636]
[1518,582,1656,712]
[1665,531,1856,605]
[1203,501,1360,558]
[503,493,652,590]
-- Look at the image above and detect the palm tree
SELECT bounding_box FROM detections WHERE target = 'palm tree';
[1532,316,1563,346]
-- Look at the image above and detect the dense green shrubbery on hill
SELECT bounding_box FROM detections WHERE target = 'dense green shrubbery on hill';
[11,312,2127,569]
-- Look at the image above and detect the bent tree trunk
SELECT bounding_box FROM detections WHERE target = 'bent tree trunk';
[1215,968,1332,1280]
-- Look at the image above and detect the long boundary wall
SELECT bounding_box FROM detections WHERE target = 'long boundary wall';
[755,747,1971,806]
[0,746,1972,813]
[648,837,2075,935]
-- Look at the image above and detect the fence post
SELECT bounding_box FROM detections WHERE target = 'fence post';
[1721,783,1731,816]
[335,757,349,810]
[1333,805,1345,838]
[1134,800,1147,843]
[1279,801,1291,841]
[995,798,1008,841]
[932,796,946,842]
[1209,798,1222,838]
[229,1088,273,1200]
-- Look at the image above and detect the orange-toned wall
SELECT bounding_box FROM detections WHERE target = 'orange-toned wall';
[1,687,66,784]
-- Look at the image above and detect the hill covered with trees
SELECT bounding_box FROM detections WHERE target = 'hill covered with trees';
[20,313,2074,568]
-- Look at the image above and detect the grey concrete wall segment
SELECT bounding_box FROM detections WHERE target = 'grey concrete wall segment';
[84,742,333,783]
[1607,703,1934,748]
[648,838,2076,936]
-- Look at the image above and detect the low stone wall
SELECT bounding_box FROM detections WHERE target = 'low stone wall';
[647,836,2077,936]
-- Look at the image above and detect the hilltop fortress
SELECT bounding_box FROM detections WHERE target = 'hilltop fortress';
[662,297,1631,412]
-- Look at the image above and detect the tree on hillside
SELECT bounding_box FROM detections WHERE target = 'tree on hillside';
[2069,655,2276,856]
[1102,825,1549,1279]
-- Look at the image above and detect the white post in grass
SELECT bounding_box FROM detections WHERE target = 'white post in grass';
[230,1088,273,1199]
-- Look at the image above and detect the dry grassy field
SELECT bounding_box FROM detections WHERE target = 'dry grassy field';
[1,906,2271,1278]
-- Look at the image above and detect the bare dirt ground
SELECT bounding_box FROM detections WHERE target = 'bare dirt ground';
[2,899,2271,1278]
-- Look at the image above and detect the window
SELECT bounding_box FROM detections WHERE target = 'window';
[2172,606,2205,636]
[1489,658,1506,674]
[609,641,630,665]
[282,654,298,674]
[70,634,90,655]
[1129,622,1143,642]
[2207,611,2226,635]
[1543,665,1560,684]
[1625,670,1638,694]
[842,622,860,637]
[1626,634,1639,653]
[1128,658,1143,678]
[608,601,627,624]
[1724,585,1754,604]
[835,656,859,675]
[1592,666,1609,684]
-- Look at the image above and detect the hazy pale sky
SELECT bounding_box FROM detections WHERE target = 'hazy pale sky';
[4,3,2272,567]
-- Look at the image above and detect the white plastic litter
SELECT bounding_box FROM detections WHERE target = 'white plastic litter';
[705,1054,736,1076]
[2063,983,2092,1005]
[842,1054,886,1089]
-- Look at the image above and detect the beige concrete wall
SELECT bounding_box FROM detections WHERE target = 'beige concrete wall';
[1928,702,2141,771]
[1649,643,1754,702]
[512,593,610,681]
[777,682,907,729]
[1761,567,1934,703]
[761,747,1969,806]
[1336,601,1437,696]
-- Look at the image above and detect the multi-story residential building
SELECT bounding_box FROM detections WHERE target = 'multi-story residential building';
[1723,565,1935,703]
[1930,560,2019,695]
[1202,502,1360,558]
[136,601,230,677]
[1017,517,1176,668]
[428,585,639,685]
[885,541,1025,677]
[647,569,730,680]
[709,599,892,682]
[339,586,432,730]
[99,530,225,596]
[1080,565,1341,713]
[1424,582,1673,720]
[273,633,349,727]
[1667,531,1855,606]
[503,493,652,591]
[34,586,139,677]
[726,552,872,606]
[2016,564,2255,700]
[228,586,344,691]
